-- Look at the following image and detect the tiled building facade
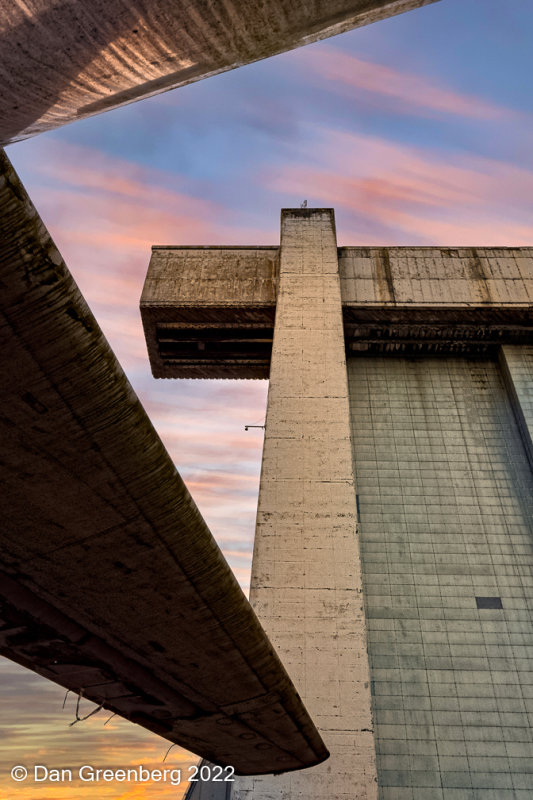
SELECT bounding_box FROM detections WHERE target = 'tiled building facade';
[143,209,533,799]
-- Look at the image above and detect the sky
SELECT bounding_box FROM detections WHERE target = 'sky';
[1,0,533,797]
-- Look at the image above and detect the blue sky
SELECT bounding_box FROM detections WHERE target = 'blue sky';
[2,0,533,797]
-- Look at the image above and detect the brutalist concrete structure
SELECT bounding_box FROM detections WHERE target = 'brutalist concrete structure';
[0,0,439,145]
[0,153,333,776]
[142,209,533,798]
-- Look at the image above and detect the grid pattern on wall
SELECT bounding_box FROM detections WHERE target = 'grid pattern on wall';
[348,356,533,800]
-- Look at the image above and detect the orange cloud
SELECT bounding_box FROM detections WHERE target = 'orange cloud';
[0,664,196,800]
[1,141,265,800]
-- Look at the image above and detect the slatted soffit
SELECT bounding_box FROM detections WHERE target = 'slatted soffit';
[141,245,533,378]
[0,0,439,144]
[0,151,329,775]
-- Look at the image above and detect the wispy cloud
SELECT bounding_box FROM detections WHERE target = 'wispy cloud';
[8,138,268,585]
[9,139,275,371]
[294,44,514,121]
[14,139,272,261]
[269,129,533,244]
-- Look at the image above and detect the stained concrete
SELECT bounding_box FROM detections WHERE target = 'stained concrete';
[0,151,329,775]
[349,355,533,799]
[141,246,533,376]
[339,246,533,306]
[0,0,439,145]
[232,209,378,800]
[156,210,533,798]
[500,345,533,470]
[141,247,278,378]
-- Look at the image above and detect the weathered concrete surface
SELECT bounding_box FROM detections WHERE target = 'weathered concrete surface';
[141,247,278,378]
[142,246,533,375]
[0,151,329,775]
[0,0,439,145]
[232,210,378,799]
[500,344,533,469]
[145,211,533,796]
[339,246,533,305]
[341,246,533,353]
[348,356,533,798]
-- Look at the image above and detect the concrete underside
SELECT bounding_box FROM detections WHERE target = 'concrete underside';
[0,153,329,775]
[142,246,533,378]
[173,211,533,798]
[0,0,438,145]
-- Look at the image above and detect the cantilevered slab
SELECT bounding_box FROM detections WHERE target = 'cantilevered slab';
[141,246,278,378]
[0,150,328,775]
[0,0,439,144]
[141,245,533,377]
[340,246,533,354]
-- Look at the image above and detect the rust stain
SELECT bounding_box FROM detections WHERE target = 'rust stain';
[374,248,396,303]
[469,248,493,304]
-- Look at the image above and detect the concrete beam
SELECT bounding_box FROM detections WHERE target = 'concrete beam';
[141,246,278,378]
[233,209,378,799]
[0,150,328,775]
[141,246,533,375]
[0,0,439,145]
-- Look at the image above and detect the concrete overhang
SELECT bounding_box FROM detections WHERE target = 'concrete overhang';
[0,0,439,145]
[141,241,533,378]
[0,152,329,775]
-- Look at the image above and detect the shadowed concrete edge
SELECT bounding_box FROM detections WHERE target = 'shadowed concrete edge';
[0,149,329,775]
[0,0,440,144]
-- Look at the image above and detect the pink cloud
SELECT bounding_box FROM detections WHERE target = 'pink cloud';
[268,129,533,245]
[8,139,276,381]
[295,45,513,121]
[7,140,269,579]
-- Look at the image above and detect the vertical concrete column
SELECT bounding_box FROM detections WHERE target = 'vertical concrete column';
[500,345,533,469]
[233,209,377,799]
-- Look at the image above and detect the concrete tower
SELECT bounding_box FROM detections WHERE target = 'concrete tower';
[142,208,533,799]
